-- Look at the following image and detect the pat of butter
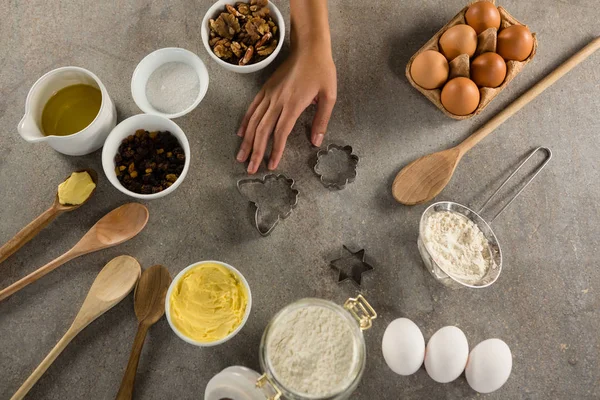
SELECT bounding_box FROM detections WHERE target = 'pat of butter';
[58,171,96,205]
[170,263,248,343]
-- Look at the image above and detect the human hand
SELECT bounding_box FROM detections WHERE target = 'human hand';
[236,46,337,174]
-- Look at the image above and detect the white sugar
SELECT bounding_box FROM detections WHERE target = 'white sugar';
[146,62,200,114]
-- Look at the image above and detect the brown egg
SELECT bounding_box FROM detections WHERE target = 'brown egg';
[410,50,449,90]
[441,77,480,116]
[465,1,501,35]
[497,25,534,61]
[439,24,478,61]
[471,52,507,88]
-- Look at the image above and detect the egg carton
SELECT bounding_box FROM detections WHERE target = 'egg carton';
[405,0,538,120]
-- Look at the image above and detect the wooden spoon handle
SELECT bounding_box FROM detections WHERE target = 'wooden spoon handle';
[0,250,76,302]
[0,205,63,265]
[458,36,600,153]
[11,329,76,400]
[116,322,150,400]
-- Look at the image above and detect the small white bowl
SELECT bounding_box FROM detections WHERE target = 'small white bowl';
[165,261,252,347]
[201,0,285,73]
[131,47,209,118]
[101,114,191,200]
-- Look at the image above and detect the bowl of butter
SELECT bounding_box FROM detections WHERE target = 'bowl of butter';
[165,260,252,347]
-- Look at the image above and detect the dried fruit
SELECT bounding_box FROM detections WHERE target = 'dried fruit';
[208,1,278,66]
[114,130,185,195]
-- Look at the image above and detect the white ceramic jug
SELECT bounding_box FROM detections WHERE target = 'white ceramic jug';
[18,66,117,156]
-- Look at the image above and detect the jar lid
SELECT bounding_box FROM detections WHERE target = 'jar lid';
[205,366,278,400]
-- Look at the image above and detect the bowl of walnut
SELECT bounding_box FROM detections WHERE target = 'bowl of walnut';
[201,0,284,73]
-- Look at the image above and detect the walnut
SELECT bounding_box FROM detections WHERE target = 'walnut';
[231,41,244,58]
[215,38,231,47]
[226,4,245,19]
[210,12,240,39]
[208,1,278,66]
[213,43,233,59]
[237,2,250,15]
[257,39,277,56]
[255,32,272,48]
[239,46,254,65]
[245,17,266,43]
[252,7,270,18]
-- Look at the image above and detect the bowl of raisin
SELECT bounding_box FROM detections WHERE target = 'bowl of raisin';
[102,114,191,199]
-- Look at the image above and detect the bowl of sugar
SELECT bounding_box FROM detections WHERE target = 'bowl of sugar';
[131,47,209,119]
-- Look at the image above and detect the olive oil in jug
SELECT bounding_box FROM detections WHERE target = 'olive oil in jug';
[41,84,102,136]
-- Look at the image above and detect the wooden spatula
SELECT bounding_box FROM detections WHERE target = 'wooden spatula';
[116,265,172,400]
[11,256,141,400]
[392,37,600,205]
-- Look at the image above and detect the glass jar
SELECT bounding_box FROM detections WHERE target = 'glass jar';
[204,295,376,400]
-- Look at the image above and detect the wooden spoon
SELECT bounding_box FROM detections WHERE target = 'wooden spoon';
[0,169,98,264]
[392,37,600,205]
[11,255,141,400]
[0,203,148,302]
[116,265,172,400]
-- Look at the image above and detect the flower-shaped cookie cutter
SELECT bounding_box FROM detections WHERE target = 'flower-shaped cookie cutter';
[236,174,299,236]
[314,144,359,190]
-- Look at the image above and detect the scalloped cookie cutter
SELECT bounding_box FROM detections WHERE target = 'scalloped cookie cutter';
[314,144,359,190]
[237,174,299,236]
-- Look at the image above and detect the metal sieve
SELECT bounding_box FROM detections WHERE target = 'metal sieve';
[417,147,552,289]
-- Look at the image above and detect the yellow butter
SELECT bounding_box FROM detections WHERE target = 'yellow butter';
[170,263,248,343]
[58,171,96,205]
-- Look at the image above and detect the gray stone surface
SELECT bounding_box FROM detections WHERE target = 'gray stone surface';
[1,0,599,399]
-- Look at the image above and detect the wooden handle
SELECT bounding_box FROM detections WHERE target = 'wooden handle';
[459,37,600,153]
[115,322,150,400]
[11,329,77,400]
[0,250,76,302]
[0,205,63,265]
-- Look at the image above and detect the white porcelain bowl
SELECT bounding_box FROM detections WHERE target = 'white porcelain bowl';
[131,47,209,118]
[165,261,252,347]
[201,0,285,73]
[101,114,191,200]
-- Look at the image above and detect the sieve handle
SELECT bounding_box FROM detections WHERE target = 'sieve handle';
[479,147,552,223]
[458,37,600,153]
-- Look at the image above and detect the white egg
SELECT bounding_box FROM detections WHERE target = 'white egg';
[465,338,512,393]
[382,318,425,375]
[424,326,469,383]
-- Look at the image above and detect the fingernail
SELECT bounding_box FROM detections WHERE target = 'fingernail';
[247,160,255,173]
[236,149,245,162]
[268,159,276,170]
[314,134,324,147]
[236,128,244,137]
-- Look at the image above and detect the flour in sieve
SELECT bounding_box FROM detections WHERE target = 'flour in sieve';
[145,62,199,114]
[423,210,493,283]
[266,305,357,397]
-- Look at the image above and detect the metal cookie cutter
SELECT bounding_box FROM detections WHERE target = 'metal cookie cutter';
[330,245,374,288]
[418,147,552,289]
[237,174,299,236]
[314,144,359,190]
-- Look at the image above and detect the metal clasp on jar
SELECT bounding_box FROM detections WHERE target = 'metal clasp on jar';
[344,294,377,330]
[256,373,282,400]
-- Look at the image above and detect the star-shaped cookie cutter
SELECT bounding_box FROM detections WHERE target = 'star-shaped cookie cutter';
[314,144,359,190]
[236,174,299,236]
[330,245,374,288]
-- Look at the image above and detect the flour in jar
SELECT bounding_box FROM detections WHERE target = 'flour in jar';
[423,210,494,283]
[266,305,357,397]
